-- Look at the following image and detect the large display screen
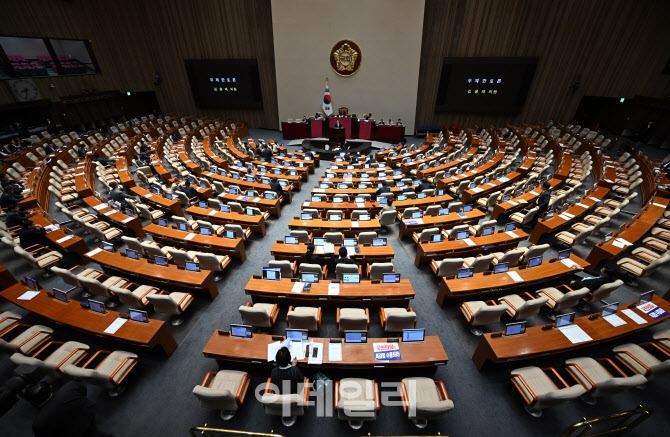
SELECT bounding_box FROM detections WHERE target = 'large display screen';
[184,59,263,109]
[435,57,538,113]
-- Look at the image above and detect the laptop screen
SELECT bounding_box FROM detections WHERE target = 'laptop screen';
[402,329,425,342]
[285,236,299,245]
[457,268,474,279]
[558,249,571,260]
[505,321,526,336]
[342,273,360,284]
[88,299,106,314]
[482,227,495,236]
[129,309,149,323]
[601,302,618,317]
[494,263,509,274]
[301,273,319,283]
[343,238,357,247]
[185,261,200,272]
[382,273,400,283]
[230,324,253,338]
[555,312,575,328]
[52,288,68,303]
[286,329,308,342]
[528,256,542,268]
[262,267,281,281]
[372,238,387,247]
[154,256,168,267]
[344,331,368,343]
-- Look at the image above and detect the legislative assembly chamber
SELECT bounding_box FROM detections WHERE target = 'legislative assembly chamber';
[0,1,669,437]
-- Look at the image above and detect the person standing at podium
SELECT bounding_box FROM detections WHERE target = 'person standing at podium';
[334,119,342,129]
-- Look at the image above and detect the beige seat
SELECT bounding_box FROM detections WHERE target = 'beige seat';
[261,376,309,427]
[357,232,377,245]
[460,300,507,335]
[379,307,416,332]
[287,306,321,331]
[108,284,160,308]
[498,293,549,320]
[141,241,172,260]
[13,245,62,275]
[78,276,128,307]
[290,230,311,243]
[336,378,379,429]
[136,203,165,221]
[400,377,454,427]
[335,263,361,280]
[470,219,496,236]
[368,262,394,280]
[447,224,470,239]
[430,257,466,277]
[0,325,53,355]
[166,248,198,267]
[301,208,319,219]
[617,252,670,280]
[462,254,494,273]
[580,280,624,310]
[379,210,397,227]
[402,207,420,219]
[86,222,123,242]
[555,225,594,246]
[412,227,441,244]
[535,286,590,318]
[510,366,586,417]
[224,224,251,240]
[337,308,369,332]
[268,260,296,278]
[491,249,524,267]
[61,350,138,396]
[518,244,550,264]
[9,341,89,378]
[0,311,21,335]
[194,252,231,279]
[324,232,344,245]
[238,302,279,329]
[146,291,193,325]
[447,202,462,213]
[510,206,538,226]
[298,263,326,280]
[653,329,670,353]
[565,357,647,402]
[613,343,670,379]
[173,216,198,230]
[193,370,250,420]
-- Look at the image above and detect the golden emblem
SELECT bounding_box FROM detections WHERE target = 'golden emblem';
[330,40,362,77]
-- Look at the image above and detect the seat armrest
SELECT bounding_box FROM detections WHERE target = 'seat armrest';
[436,380,450,400]
[374,382,380,410]
[316,307,322,327]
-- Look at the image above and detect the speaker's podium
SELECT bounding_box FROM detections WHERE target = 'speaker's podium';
[328,126,346,145]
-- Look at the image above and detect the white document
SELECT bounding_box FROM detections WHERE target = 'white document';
[103,317,128,334]
[104,210,116,216]
[291,282,304,293]
[252,197,261,202]
[563,212,575,219]
[303,202,310,207]
[506,271,524,282]
[356,202,365,208]
[184,233,197,241]
[652,202,665,208]
[122,217,134,223]
[18,291,40,300]
[328,342,343,362]
[328,283,340,295]
[603,314,627,327]
[622,309,647,325]
[346,247,357,257]
[313,188,326,193]
[414,218,424,224]
[267,340,284,362]
[86,247,103,257]
[323,243,335,254]
[487,182,496,187]
[352,222,359,228]
[236,195,244,200]
[558,213,572,221]
[505,231,519,238]
[558,325,593,344]
[93,203,107,211]
[472,187,484,193]
[615,238,632,246]
[588,196,601,202]
[207,210,217,216]
[576,203,589,208]
[612,240,625,248]
[307,342,324,365]
[561,258,579,269]
[508,201,518,206]
[463,238,476,246]
[315,246,325,255]
[56,235,75,243]
[144,193,153,198]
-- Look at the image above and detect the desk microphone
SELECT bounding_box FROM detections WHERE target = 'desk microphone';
[588,314,599,320]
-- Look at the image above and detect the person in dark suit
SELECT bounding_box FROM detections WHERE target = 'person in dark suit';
[270,177,283,199]
[415,178,434,193]
[334,120,342,129]
[5,205,33,228]
[44,144,55,155]
[396,119,403,126]
[18,222,48,249]
[179,179,199,200]
[529,181,552,229]
[1,187,23,210]
[375,184,391,196]
[334,246,358,269]
[93,153,115,167]
[271,347,303,395]
[108,182,137,209]
[262,145,273,161]
[569,266,616,292]
[303,243,321,265]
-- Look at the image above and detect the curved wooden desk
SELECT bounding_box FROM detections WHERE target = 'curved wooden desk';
[130,186,184,216]
[229,164,303,188]
[437,150,504,190]
[83,196,145,238]
[30,210,89,257]
[84,248,219,299]
[300,201,382,218]
[416,146,479,180]
[393,193,455,211]
[288,218,381,237]
[270,241,394,265]
[186,206,268,236]
[1,283,177,356]
[472,295,670,370]
[436,254,589,305]
[203,332,447,370]
[490,178,564,220]
[399,209,485,239]
[251,160,310,180]
[143,223,246,262]
[460,154,535,204]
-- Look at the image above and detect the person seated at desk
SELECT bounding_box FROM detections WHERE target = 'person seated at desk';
[380,198,395,214]
[378,120,385,126]
[6,139,21,154]
[271,347,304,394]
[315,112,322,119]
[1,186,23,210]
[2,174,23,191]
[415,178,434,193]
[179,179,200,200]
[109,181,138,209]
[375,185,391,196]
[303,243,322,265]
[93,153,115,167]
[334,246,358,269]
[18,221,48,249]
[364,113,372,121]
[76,144,88,159]
[43,143,55,155]
[338,108,346,116]
[6,204,33,228]
[396,119,403,126]
[302,116,308,123]
[262,145,273,161]
[569,266,616,292]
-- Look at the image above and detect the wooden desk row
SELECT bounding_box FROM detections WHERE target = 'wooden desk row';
[83,196,145,238]
[217,192,282,218]
[288,218,381,237]
[186,205,268,236]
[143,223,247,262]
[130,186,185,217]
[398,209,485,239]
[203,171,293,203]
[228,164,304,187]
[270,241,394,265]
[417,146,479,180]
[300,200,382,218]
[436,150,505,190]
[460,153,536,204]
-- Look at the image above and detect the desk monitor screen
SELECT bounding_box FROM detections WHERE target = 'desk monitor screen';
[219,205,231,213]
[438,189,445,196]
[602,302,619,318]
[359,183,369,189]
[528,256,542,268]
[210,166,217,173]
[220,170,227,177]
[438,208,449,216]
[417,193,427,199]
[470,182,477,189]
[333,197,344,203]
[555,312,575,328]
[503,195,510,202]
[245,208,256,216]
[372,238,387,247]
[177,222,190,232]
[558,249,571,260]
[505,223,516,231]
[402,329,425,343]
[456,231,469,240]
[383,273,400,283]
[412,211,423,219]
[198,201,208,208]
[88,299,106,314]
[155,256,169,267]
[358,214,371,221]
[151,186,161,195]
[331,215,342,221]
[264,192,275,200]
[377,196,388,204]
[345,330,368,344]
[225,231,237,239]
[346,165,355,170]
[482,226,495,236]
[102,242,114,252]
[246,177,255,183]
[301,273,319,283]
[494,263,509,274]
[343,238,357,247]
[185,261,200,272]
[639,290,654,305]
[129,309,149,323]
[394,170,402,176]
[271,159,278,164]
[311,196,320,203]
[354,196,365,203]
[342,273,360,284]
[464,205,473,212]
[126,249,139,260]
[505,321,526,336]
[545,212,554,220]
[431,234,443,243]
[200,227,213,236]
[313,237,325,246]
[125,208,134,217]
[457,268,474,279]
[229,187,239,194]
[245,191,255,197]
[396,181,405,187]
[230,324,253,339]
[285,236,299,245]
[157,218,168,227]
[262,267,281,281]
[286,329,308,342]
[300,213,312,220]
[52,288,68,303]
[604,232,613,242]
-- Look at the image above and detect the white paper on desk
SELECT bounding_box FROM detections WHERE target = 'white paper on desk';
[558,325,593,344]
[323,243,335,254]
[576,203,589,208]
[252,197,261,202]
[414,218,424,224]
[56,234,75,243]
[303,202,310,207]
[121,217,134,224]
[291,282,304,294]
[507,271,523,282]
[563,212,575,219]
[313,188,326,193]
[144,193,153,198]
[184,233,197,241]
[487,182,496,187]
[472,187,484,193]
[558,213,572,221]
[603,314,627,327]
[18,291,40,300]
[307,342,324,365]
[267,340,287,362]
[652,202,665,208]
[352,221,359,228]
[531,191,539,196]
[328,283,340,295]
[505,231,519,238]
[346,247,357,257]
[329,342,343,361]
[508,201,518,206]
[103,317,127,334]
[86,247,102,257]
[561,258,580,269]
[615,238,632,246]
[612,240,625,248]
[622,309,647,325]
[93,203,107,211]
[589,196,601,203]
[315,246,325,255]
[75,172,84,176]
[235,195,244,200]
[356,202,365,208]
[463,238,476,246]
[104,210,115,216]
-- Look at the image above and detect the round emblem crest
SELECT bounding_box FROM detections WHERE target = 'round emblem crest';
[330,40,362,77]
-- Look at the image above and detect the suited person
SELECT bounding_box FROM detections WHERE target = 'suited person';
[334,246,358,269]
[109,182,137,209]
[569,266,616,292]
[19,222,48,249]
[269,177,284,203]
[262,145,273,161]
[529,181,552,229]
[179,179,200,200]
[375,184,391,196]
[334,120,343,129]
[6,204,33,228]
[415,178,434,193]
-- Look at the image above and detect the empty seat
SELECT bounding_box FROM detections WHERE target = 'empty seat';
[0,311,21,334]
[108,284,160,308]
[498,293,548,320]
[238,302,279,329]
[193,370,250,420]
[336,378,379,429]
[368,262,394,280]
[535,286,590,318]
[268,260,296,278]
[430,257,465,277]
[613,343,670,379]
[510,366,585,417]
[286,306,321,332]
[379,307,416,332]
[324,232,344,245]
[61,350,138,396]
[460,300,507,335]
[146,291,193,325]
[400,377,454,427]
[0,325,53,355]
[565,357,646,402]
[337,308,369,332]
[298,263,326,280]
[10,341,89,378]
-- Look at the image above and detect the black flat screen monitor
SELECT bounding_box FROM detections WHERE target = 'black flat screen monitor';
[185,261,200,272]
[286,329,307,342]
[639,290,654,305]
[126,249,139,260]
[230,324,253,338]
[262,267,281,281]
[157,218,168,227]
[285,236,299,245]
[177,223,188,231]
[342,273,360,284]
[225,231,237,239]
[505,321,526,336]
[555,312,575,328]
[494,263,509,274]
[200,227,212,236]
[300,213,312,220]
[88,299,106,314]
[528,256,542,268]
[505,223,516,231]
[102,242,114,252]
[220,205,231,213]
[129,309,149,323]
[301,273,319,283]
[313,237,325,246]
[344,330,368,344]
[184,59,263,109]
[154,256,168,267]
[456,231,469,240]
[372,238,387,247]
[601,302,619,317]
[52,288,68,303]
[402,329,425,342]
[343,238,357,247]
[358,214,371,221]
[382,273,400,283]
[482,227,495,236]
[558,249,571,260]
[457,268,474,279]
[198,201,208,208]
[431,234,443,243]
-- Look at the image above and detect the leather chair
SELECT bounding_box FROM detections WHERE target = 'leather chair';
[447,202,462,213]
[336,263,361,280]
[298,263,326,280]
[510,366,585,417]
[653,329,670,353]
[400,377,454,427]
[459,300,507,335]
[470,219,497,236]
[13,246,63,276]
[0,311,21,335]
[413,227,440,244]
[166,248,198,267]
[535,286,590,319]
[380,307,416,332]
[10,341,89,378]
[402,207,420,219]
[617,251,670,282]
[173,216,198,230]
[335,378,379,429]
[287,306,321,331]
[462,254,494,274]
[0,324,53,355]
[224,224,251,240]
[555,225,594,246]
[491,248,525,267]
[238,302,279,329]
[357,232,377,245]
[301,208,319,219]
[368,262,394,281]
[141,241,172,260]
[261,376,310,427]
[324,232,344,245]
[579,279,623,310]
[121,236,147,256]
[290,230,311,243]
[430,257,465,278]
[147,291,193,325]
[337,308,369,332]
[193,370,250,420]
[612,343,670,380]
[108,284,160,308]
[424,205,441,216]
[78,276,128,307]
[194,252,231,280]
[498,293,549,320]
[565,357,646,403]
[518,244,550,264]
[268,260,296,278]
[61,350,138,396]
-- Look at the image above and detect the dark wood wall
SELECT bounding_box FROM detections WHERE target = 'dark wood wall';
[415,0,670,129]
[0,0,278,128]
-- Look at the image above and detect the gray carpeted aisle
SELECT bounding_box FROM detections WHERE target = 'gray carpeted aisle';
[0,128,669,437]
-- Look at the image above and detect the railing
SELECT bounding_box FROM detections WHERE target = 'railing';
[560,405,653,437]
[188,427,285,437]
